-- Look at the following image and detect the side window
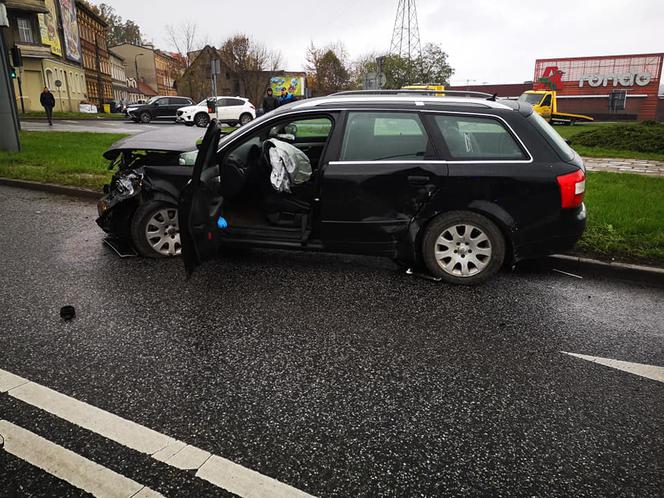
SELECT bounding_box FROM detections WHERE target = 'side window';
[156,98,168,106]
[229,98,245,106]
[541,95,552,106]
[340,112,429,161]
[434,115,526,161]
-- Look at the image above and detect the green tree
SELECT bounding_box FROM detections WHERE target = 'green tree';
[306,43,351,96]
[92,3,143,46]
[354,43,454,89]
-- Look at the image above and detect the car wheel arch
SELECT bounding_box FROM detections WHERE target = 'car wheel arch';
[413,201,518,266]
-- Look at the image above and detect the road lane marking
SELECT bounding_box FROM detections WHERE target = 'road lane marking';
[197,454,313,498]
[0,368,315,497]
[0,420,163,498]
[9,381,178,455]
[0,370,29,392]
[562,352,664,384]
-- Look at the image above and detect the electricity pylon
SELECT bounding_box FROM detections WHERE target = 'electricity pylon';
[389,0,422,60]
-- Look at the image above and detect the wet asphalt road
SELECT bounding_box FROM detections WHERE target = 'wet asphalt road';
[0,185,663,497]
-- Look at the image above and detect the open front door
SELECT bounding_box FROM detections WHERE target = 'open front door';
[178,120,223,277]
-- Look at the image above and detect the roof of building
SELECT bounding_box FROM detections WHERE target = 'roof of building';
[4,0,49,13]
[138,81,158,97]
[74,0,109,28]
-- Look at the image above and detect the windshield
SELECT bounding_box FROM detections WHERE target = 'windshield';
[146,97,160,105]
[519,93,543,106]
[528,112,575,161]
[197,99,214,106]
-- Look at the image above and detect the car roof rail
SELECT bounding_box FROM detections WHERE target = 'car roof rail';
[332,89,495,99]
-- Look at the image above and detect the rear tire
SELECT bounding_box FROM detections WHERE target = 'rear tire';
[194,112,210,128]
[421,211,505,285]
[140,112,152,124]
[131,201,181,258]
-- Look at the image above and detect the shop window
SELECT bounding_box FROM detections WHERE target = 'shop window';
[17,18,34,43]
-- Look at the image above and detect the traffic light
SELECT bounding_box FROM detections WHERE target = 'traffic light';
[9,66,16,79]
[10,46,23,67]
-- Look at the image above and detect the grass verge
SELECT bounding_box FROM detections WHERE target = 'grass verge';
[0,131,127,190]
[580,171,664,266]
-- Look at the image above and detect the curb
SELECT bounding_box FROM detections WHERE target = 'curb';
[0,178,100,201]
[547,254,664,286]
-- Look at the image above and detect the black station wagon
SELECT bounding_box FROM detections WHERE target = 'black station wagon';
[98,92,587,285]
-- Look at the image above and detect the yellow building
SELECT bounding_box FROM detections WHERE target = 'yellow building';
[5,0,87,112]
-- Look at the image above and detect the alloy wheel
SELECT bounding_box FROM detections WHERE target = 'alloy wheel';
[434,224,492,277]
[195,114,210,127]
[145,208,181,257]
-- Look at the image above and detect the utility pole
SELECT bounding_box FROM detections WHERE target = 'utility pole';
[0,4,20,151]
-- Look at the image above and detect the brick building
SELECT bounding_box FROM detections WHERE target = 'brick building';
[110,43,184,97]
[75,0,112,107]
[533,53,664,121]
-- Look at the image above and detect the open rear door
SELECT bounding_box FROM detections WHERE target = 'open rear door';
[178,120,223,277]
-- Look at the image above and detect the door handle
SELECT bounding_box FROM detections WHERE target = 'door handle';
[408,175,432,185]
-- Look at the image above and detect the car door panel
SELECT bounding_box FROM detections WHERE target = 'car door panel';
[320,161,445,252]
[178,121,223,276]
[318,111,444,254]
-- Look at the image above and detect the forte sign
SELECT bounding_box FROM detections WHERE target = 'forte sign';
[579,72,652,88]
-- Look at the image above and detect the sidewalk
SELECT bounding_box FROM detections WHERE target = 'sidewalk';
[583,157,664,177]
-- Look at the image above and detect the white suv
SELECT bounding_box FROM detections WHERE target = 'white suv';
[176,96,256,128]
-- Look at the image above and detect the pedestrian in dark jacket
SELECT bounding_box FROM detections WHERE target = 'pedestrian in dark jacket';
[40,87,56,126]
[262,88,278,114]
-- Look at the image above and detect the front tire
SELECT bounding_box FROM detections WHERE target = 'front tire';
[422,211,505,285]
[140,112,152,124]
[239,113,253,126]
[131,201,181,258]
[194,113,210,128]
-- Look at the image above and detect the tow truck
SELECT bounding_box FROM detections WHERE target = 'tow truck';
[519,90,594,125]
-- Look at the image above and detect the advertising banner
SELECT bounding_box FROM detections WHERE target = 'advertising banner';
[38,0,62,57]
[58,0,82,63]
[270,76,305,97]
[534,54,663,92]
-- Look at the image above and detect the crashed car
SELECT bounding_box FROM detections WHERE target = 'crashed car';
[99,91,587,285]
[96,129,204,257]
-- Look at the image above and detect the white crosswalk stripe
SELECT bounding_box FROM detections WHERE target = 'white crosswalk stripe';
[0,368,315,498]
[0,420,164,498]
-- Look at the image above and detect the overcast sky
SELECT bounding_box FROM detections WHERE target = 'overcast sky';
[103,0,663,85]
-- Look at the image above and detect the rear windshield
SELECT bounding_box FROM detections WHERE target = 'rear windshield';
[527,112,575,161]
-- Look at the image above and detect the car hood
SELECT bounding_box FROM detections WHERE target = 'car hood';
[103,128,202,160]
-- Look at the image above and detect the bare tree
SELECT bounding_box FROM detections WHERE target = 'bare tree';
[167,21,205,66]
[219,34,283,103]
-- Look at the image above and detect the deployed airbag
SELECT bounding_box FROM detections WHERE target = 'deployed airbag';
[266,139,312,193]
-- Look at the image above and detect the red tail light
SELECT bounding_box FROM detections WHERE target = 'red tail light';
[557,170,586,209]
